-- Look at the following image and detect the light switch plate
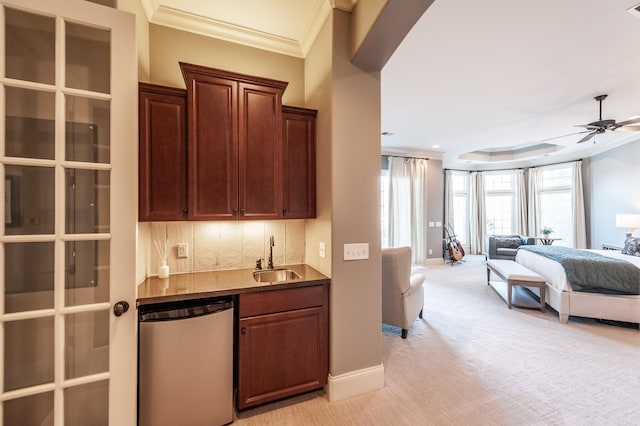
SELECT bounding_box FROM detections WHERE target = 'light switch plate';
[344,243,369,261]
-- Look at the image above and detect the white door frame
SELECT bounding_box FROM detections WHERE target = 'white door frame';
[0,0,137,424]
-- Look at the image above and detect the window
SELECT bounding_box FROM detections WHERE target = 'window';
[484,172,516,235]
[537,165,573,247]
[451,171,468,245]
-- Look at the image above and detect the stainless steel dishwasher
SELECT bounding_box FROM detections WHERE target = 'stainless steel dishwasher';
[138,297,234,426]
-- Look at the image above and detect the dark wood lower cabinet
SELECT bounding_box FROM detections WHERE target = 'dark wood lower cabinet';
[237,285,328,410]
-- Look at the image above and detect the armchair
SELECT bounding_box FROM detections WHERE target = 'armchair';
[382,247,426,338]
[485,235,535,261]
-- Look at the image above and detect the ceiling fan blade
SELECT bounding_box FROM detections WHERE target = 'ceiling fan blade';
[577,131,597,144]
[614,125,640,131]
[537,130,592,143]
[574,124,602,130]
[614,117,640,127]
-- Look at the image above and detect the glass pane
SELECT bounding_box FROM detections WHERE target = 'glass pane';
[4,242,54,313]
[65,311,109,379]
[5,87,56,159]
[65,95,110,163]
[65,240,110,306]
[5,8,55,85]
[5,165,55,235]
[64,380,108,426]
[65,169,110,234]
[3,392,54,426]
[486,194,514,235]
[540,192,573,247]
[4,317,54,391]
[65,22,110,94]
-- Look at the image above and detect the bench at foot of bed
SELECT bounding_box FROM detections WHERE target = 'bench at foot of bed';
[487,259,547,312]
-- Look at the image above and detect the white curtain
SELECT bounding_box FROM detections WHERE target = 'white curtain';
[387,157,428,265]
[515,169,528,235]
[527,167,540,237]
[572,161,587,248]
[468,171,485,254]
[444,169,455,228]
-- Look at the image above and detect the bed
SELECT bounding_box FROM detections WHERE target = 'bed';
[515,246,640,324]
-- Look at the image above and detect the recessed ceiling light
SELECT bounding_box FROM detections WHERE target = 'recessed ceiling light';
[432,145,440,149]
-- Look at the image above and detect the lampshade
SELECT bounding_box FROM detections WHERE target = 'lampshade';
[615,214,640,230]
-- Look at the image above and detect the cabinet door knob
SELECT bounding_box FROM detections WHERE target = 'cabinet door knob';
[282,208,287,216]
[240,209,245,215]
[232,208,238,215]
[241,327,247,334]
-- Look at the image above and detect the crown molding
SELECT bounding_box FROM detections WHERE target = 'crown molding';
[141,0,342,58]
[145,3,304,57]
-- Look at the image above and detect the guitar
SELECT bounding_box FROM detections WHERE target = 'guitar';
[448,240,464,261]
[444,224,465,261]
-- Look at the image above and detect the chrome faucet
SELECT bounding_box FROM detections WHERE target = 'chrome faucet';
[268,235,275,269]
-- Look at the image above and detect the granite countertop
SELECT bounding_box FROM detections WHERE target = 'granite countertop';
[137,264,330,306]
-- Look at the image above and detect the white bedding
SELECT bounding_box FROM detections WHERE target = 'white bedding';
[515,248,640,323]
[516,249,640,293]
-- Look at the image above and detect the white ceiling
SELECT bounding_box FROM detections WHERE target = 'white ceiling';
[141,0,640,170]
[382,0,640,169]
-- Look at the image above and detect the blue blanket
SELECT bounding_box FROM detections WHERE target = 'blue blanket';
[519,246,640,295]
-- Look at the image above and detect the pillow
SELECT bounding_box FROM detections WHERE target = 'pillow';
[496,237,522,249]
[621,237,640,257]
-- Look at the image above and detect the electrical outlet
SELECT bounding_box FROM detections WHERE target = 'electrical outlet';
[319,241,325,258]
[177,242,189,258]
[343,243,369,261]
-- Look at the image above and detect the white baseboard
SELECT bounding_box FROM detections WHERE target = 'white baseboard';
[425,257,444,265]
[325,363,384,402]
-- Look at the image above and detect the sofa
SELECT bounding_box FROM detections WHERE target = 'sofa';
[485,235,535,261]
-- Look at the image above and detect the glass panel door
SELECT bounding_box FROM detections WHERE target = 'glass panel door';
[1,1,136,424]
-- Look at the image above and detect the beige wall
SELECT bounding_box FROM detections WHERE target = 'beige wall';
[329,10,383,375]
[350,0,387,57]
[148,25,305,106]
[304,13,333,278]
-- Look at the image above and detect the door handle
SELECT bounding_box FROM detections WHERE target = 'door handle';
[113,301,130,317]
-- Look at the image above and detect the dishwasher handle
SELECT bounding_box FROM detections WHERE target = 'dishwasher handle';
[140,300,232,322]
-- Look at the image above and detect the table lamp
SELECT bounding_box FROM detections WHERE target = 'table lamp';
[616,213,640,237]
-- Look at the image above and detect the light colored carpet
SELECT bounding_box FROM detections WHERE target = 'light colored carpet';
[235,255,640,425]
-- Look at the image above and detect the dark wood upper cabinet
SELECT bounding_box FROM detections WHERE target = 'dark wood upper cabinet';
[282,106,317,219]
[180,62,288,220]
[138,83,187,221]
[138,64,317,222]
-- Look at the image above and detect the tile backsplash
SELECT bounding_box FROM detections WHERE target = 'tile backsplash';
[146,220,306,277]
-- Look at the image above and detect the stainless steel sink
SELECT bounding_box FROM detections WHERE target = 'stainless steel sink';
[252,268,301,283]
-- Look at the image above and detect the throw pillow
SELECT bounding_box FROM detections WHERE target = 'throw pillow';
[496,237,522,249]
[621,237,640,257]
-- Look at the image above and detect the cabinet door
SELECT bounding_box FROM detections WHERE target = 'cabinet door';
[138,83,187,221]
[282,106,317,218]
[237,306,327,409]
[238,82,284,219]
[183,67,239,220]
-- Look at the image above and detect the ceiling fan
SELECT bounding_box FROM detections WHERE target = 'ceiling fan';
[540,94,640,144]
[574,94,640,143]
